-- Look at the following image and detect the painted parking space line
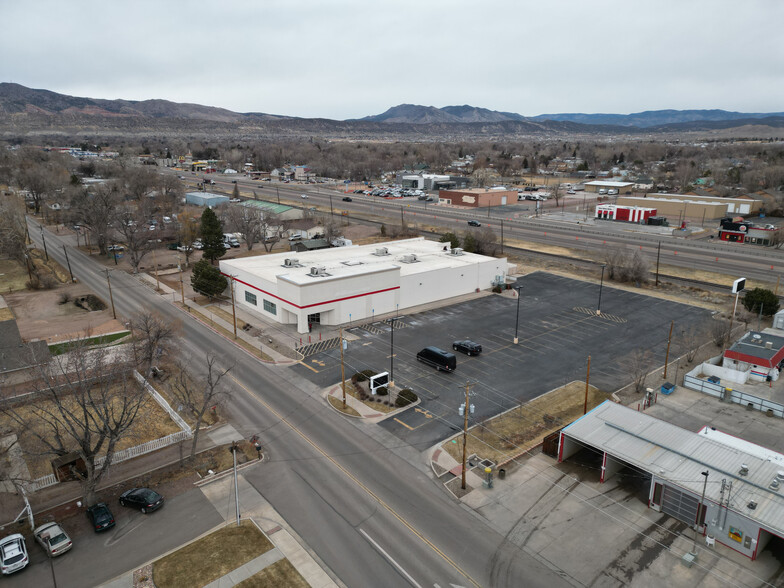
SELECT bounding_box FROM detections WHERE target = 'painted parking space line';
[298,361,319,373]
[393,418,414,431]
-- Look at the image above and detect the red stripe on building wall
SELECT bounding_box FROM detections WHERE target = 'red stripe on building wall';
[222,273,399,310]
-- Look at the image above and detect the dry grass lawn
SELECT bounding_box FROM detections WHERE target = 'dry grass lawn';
[154,520,273,588]
[442,381,611,466]
[327,394,360,417]
[181,303,273,361]
[235,559,309,588]
[1,380,181,478]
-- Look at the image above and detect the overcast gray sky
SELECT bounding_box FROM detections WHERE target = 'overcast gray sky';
[2,0,782,120]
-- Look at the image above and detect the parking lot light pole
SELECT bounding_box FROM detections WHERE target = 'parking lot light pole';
[597,265,606,315]
[513,286,523,344]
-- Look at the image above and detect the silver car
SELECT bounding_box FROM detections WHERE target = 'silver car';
[35,522,73,557]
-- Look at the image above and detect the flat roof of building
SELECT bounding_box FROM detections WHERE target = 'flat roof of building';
[727,331,784,361]
[241,201,292,214]
[440,188,515,194]
[621,196,726,207]
[584,181,635,187]
[221,237,500,285]
[647,193,760,204]
[563,401,784,536]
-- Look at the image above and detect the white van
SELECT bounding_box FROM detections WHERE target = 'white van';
[598,189,607,195]
[223,233,240,248]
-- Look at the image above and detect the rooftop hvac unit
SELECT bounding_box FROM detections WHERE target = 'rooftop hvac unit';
[374,247,389,256]
[770,479,781,491]
[400,254,419,263]
[739,464,749,476]
[766,341,773,349]
[451,247,464,256]
[284,258,300,267]
[310,266,326,276]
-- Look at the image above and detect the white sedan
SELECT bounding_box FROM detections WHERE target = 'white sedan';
[34,522,73,557]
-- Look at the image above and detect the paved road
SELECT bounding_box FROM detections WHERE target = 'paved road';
[173,169,783,284]
[27,218,572,587]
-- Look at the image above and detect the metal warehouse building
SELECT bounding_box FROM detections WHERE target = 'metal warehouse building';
[219,237,511,334]
[185,192,230,207]
[560,401,784,560]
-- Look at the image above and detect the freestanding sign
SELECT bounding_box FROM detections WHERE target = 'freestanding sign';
[370,372,389,394]
[732,278,746,294]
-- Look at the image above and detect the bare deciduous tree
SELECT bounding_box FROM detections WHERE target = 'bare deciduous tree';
[630,348,653,394]
[0,197,27,264]
[130,311,177,376]
[224,206,263,251]
[2,343,147,505]
[114,207,154,272]
[711,318,731,347]
[170,353,232,460]
[70,183,119,255]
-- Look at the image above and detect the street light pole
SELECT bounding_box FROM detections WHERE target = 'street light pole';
[597,265,606,315]
[690,470,709,557]
[514,285,523,344]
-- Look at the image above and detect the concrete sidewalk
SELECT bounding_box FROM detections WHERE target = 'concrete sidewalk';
[101,474,338,588]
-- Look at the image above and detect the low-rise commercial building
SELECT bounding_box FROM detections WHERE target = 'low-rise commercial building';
[219,237,510,333]
[583,181,635,194]
[595,204,657,223]
[560,401,784,561]
[438,188,516,207]
[185,192,230,207]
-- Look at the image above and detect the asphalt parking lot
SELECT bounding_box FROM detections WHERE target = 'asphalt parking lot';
[293,272,713,449]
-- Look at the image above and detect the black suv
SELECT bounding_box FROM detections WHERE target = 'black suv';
[452,340,482,356]
[467,220,481,227]
[86,503,115,532]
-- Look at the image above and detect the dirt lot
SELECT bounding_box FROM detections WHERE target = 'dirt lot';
[4,282,125,343]
[441,381,611,466]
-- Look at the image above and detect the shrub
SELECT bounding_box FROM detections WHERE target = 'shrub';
[395,388,417,407]
[492,285,503,294]
[375,386,388,396]
[59,292,71,305]
[742,287,780,316]
[354,371,368,382]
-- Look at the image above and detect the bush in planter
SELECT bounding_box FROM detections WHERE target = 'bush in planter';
[395,388,417,407]
[375,386,388,396]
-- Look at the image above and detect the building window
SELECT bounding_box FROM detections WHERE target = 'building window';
[263,299,277,315]
[245,291,257,306]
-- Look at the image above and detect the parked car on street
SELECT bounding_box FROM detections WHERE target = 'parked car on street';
[452,340,482,356]
[467,220,481,227]
[86,503,115,532]
[342,197,352,202]
[300,194,308,199]
[119,487,164,514]
[34,522,72,557]
[0,534,28,574]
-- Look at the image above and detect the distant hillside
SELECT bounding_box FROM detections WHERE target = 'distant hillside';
[1,83,783,142]
[529,109,784,128]
[0,82,284,123]
[355,104,527,124]
[357,104,784,128]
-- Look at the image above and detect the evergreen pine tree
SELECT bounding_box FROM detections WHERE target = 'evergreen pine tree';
[201,208,225,263]
[191,259,228,298]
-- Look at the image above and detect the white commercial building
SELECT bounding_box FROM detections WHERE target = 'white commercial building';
[220,238,510,333]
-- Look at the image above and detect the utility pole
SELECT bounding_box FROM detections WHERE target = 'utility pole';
[276,186,280,204]
[663,320,674,379]
[329,194,333,217]
[500,219,504,254]
[105,269,116,319]
[229,276,237,339]
[461,381,473,490]
[775,276,780,296]
[152,247,160,291]
[229,442,241,526]
[584,355,591,415]
[62,245,74,282]
[655,241,661,287]
[40,226,48,261]
[339,327,346,409]
[178,255,186,308]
